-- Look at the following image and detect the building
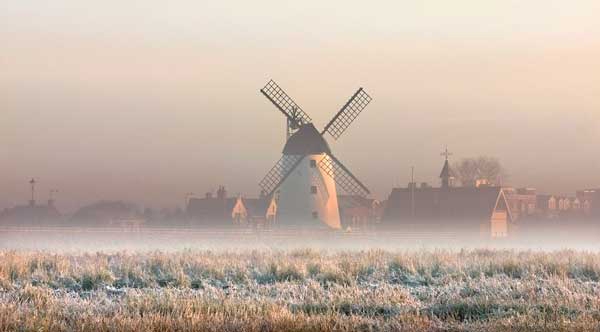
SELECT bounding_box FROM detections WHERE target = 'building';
[535,194,557,218]
[0,180,63,226]
[383,186,512,238]
[382,157,513,238]
[337,195,383,230]
[533,192,593,221]
[0,199,62,226]
[576,189,599,217]
[242,196,277,227]
[71,200,144,227]
[186,187,278,227]
[186,186,241,227]
[503,187,536,221]
[557,196,587,219]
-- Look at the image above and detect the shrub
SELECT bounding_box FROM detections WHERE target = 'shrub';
[80,269,114,291]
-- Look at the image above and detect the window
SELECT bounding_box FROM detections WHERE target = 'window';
[310,186,317,194]
[310,159,317,168]
[312,211,318,219]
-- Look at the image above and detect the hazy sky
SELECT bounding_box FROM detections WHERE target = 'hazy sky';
[1,0,599,212]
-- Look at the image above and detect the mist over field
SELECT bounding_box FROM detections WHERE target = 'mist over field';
[1,223,599,252]
[2,221,600,331]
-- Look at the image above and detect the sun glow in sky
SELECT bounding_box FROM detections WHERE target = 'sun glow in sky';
[1,0,599,211]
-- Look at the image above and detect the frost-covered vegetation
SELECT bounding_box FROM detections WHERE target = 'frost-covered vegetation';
[1,249,600,331]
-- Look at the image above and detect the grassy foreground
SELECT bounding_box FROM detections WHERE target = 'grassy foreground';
[1,249,600,331]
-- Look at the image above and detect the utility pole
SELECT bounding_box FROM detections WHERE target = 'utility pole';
[185,192,195,207]
[410,166,415,218]
[48,189,58,207]
[29,178,37,206]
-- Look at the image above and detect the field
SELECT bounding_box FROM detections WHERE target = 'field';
[2,249,600,331]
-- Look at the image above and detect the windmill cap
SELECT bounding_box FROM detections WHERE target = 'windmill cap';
[283,123,331,155]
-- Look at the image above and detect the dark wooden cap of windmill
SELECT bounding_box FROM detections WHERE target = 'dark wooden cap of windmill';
[282,123,331,155]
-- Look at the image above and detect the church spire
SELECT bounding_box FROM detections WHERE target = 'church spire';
[439,147,453,189]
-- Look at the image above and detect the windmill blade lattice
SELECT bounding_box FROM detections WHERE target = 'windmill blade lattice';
[322,88,372,140]
[259,154,304,196]
[318,154,370,197]
[260,80,312,128]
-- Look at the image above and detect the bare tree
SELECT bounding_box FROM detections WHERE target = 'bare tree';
[452,158,479,187]
[476,156,505,184]
[452,156,507,187]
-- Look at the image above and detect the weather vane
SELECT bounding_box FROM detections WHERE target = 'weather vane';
[440,146,453,160]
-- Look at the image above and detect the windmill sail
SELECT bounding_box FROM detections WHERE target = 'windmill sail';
[322,88,372,140]
[260,80,312,128]
[258,154,305,196]
[318,153,370,197]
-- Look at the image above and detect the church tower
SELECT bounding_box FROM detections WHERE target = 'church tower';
[439,147,453,189]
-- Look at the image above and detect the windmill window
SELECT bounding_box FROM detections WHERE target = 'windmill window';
[310,160,317,168]
[311,186,317,194]
[312,211,318,219]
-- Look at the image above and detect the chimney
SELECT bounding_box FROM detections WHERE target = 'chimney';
[217,186,227,200]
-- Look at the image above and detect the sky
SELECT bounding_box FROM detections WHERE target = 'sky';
[1,0,599,212]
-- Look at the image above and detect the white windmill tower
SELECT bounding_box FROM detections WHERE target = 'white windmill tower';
[258,80,372,229]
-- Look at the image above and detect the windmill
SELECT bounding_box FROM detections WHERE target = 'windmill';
[259,80,372,229]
